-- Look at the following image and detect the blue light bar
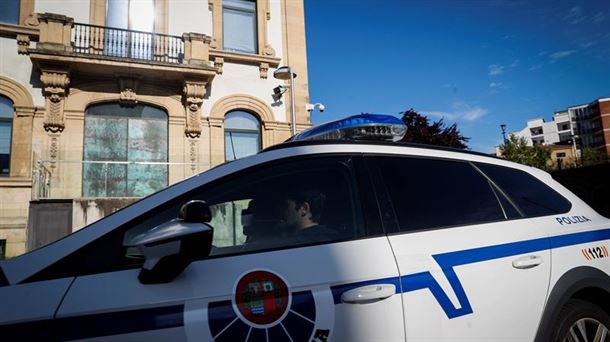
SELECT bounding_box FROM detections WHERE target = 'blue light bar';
[290,114,407,142]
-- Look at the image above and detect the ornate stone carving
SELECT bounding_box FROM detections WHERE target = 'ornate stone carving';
[263,44,276,57]
[41,70,70,133]
[48,134,60,169]
[209,38,219,49]
[24,13,40,27]
[118,77,139,106]
[17,35,30,55]
[214,57,224,74]
[259,62,269,79]
[183,80,207,139]
[189,139,197,172]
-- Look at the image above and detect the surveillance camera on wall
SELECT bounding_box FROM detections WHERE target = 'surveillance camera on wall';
[306,103,325,113]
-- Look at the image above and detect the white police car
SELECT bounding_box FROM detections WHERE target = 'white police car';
[1,114,609,342]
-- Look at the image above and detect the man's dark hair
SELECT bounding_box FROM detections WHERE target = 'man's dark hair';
[286,189,326,223]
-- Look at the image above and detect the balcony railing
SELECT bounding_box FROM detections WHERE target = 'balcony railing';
[71,23,184,64]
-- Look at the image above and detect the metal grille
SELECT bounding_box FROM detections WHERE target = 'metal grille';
[72,23,184,64]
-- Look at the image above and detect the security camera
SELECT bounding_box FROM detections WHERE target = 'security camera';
[306,103,325,113]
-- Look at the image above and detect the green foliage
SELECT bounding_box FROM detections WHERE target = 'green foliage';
[581,146,608,166]
[499,134,552,170]
[399,109,469,149]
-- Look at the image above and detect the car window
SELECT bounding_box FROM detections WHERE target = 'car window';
[371,156,506,232]
[475,162,572,217]
[134,158,364,256]
[28,156,366,281]
[122,156,365,257]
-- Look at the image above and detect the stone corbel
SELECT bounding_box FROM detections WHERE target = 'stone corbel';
[17,35,30,55]
[118,77,139,106]
[183,80,207,138]
[214,57,224,74]
[259,62,269,79]
[41,70,70,133]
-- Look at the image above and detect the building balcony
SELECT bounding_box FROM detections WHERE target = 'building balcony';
[26,13,217,84]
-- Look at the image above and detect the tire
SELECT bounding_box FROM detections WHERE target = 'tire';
[551,299,610,342]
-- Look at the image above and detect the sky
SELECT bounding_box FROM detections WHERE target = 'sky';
[303,0,610,153]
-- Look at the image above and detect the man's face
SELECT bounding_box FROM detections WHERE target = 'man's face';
[282,199,301,228]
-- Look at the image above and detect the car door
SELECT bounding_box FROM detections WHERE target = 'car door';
[53,155,405,341]
[366,155,551,341]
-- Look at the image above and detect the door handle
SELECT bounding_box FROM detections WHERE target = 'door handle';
[512,255,543,269]
[341,284,396,304]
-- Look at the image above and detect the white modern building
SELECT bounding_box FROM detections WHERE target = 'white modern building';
[512,111,573,146]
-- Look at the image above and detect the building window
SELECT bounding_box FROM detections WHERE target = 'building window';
[0,239,5,259]
[0,0,19,24]
[225,110,260,161]
[0,95,14,176]
[83,102,168,198]
[105,0,155,59]
[223,0,257,53]
[556,152,566,158]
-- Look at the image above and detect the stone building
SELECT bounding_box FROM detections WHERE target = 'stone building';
[0,0,310,258]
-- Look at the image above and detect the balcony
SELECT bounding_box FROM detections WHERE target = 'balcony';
[71,23,184,65]
[27,13,217,84]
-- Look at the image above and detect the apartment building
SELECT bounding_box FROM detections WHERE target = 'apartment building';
[512,98,610,155]
[0,0,310,257]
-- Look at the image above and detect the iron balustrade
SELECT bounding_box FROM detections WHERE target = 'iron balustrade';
[72,23,184,64]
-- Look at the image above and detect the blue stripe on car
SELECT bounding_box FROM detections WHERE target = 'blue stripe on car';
[331,228,610,319]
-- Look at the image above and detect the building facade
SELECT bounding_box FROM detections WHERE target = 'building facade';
[0,0,310,258]
[511,98,610,160]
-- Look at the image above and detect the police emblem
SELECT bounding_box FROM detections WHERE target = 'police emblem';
[234,270,290,326]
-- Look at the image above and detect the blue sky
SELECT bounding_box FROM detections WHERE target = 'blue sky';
[304,0,610,153]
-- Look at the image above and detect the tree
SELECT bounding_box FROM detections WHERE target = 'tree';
[399,109,469,149]
[499,134,551,170]
[581,146,608,167]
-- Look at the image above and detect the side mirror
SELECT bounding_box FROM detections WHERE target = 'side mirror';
[133,200,213,284]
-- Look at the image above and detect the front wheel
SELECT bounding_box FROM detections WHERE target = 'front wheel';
[552,299,610,342]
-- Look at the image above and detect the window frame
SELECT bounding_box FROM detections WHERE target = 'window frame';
[0,239,6,260]
[221,0,258,54]
[224,110,261,161]
[474,162,572,218]
[82,102,169,197]
[0,95,14,177]
[26,153,384,283]
[364,154,520,236]
[0,0,20,25]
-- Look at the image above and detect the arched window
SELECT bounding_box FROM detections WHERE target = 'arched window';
[0,95,14,176]
[224,110,260,161]
[83,102,167,197]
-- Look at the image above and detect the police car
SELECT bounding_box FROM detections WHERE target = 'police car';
[1,114,609,342]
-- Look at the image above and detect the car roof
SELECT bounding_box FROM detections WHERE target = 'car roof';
[263,139,502,161]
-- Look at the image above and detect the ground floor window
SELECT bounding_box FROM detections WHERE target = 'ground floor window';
[0,95,14,176]
[83,102,168,197]
[0,239,6,260]
[224,110,260,161]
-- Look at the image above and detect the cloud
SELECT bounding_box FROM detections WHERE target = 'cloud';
[580,41,596,49]
[538,51,548,56]
[509,59,519,68]
[489,82,503,88]
[529,64,542,71]
[565,6,585,24]
[488,64,504,76]
[592,12,606,24]
[549,50,576,61]
[424,102,489,122]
